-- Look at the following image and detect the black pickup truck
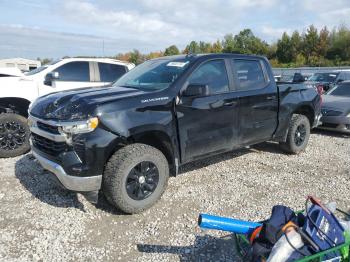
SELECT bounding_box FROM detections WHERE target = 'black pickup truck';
[28,54,321,214]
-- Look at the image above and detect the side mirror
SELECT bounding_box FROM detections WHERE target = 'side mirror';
[44,71,59,86]
[183,84,209,97]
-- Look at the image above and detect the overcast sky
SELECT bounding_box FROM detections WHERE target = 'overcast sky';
[0,0,349,59]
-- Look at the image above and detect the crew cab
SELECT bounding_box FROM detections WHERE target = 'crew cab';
[29,54,321,214]
[0,58,134,157]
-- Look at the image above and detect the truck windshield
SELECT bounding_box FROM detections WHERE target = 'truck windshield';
[113,59,191,91]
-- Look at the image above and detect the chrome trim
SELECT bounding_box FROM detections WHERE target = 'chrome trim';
[30,126,66,142]
[28,115,67,142]
[28,114,89,127]
[32,151,102,192]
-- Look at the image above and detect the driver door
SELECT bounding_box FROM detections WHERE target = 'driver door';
[176,59,240,163]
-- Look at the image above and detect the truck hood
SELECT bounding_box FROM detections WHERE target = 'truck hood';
[30,85,145,120]
[322,95,350,112]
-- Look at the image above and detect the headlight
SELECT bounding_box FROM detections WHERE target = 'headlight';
[60,117,99,134]
[347,113,350,118]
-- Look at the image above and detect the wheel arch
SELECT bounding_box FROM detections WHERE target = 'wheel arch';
[0,97,31,117]
[127,130,177,176]
[292,104,315,127]
[274,104,315,143]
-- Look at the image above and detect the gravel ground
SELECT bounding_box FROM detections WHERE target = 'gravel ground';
[0,130,349,262]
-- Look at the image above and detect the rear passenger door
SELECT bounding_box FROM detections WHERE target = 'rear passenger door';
[230,59,278,145]
[97,62,128,85]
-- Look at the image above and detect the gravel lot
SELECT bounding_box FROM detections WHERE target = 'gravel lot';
[0,130,349,262]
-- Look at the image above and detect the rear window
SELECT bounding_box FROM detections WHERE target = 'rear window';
[98,63,127,82]
[232,59,267,90]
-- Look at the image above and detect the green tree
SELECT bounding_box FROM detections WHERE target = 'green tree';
[327,25,350,62]
[295,54,306,67]
[276,32,293,63]
[128,49,145,65]
[317,26,330,57]
[222,34,236,53]
[37,57,52,65]
[302,25,319,64]
[211,40,223,53]
[185,41,201,54]
[199,41,212,53]
[233,29,269,55]
[267,43,277,60]
[290,31,302,62]
[164,45,180,56]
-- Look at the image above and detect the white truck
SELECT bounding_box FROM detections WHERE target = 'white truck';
[0,57,134,158]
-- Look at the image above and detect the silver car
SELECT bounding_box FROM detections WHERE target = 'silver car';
[319,81,350,134]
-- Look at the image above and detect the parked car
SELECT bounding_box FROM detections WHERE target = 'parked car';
[29,54,321,214]
[318,81,350,133]
[278,73,306,83]
[0,58,134,157]
[306,70,350,92]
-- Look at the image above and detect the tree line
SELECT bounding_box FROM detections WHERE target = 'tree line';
[39,24,350,67]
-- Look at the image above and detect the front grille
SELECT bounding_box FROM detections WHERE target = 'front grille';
[321,123,338,128]
[31,133,68,156]
[37,121,60,134]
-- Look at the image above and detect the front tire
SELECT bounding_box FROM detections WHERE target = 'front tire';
[103,143,169,214]
[280,114,310,154]
[0,113,30,158]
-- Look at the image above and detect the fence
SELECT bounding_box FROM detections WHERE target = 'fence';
[272,66,350,77]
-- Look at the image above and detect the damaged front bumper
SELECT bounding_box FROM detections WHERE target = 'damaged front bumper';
[28,114,124,203]
[32,149,102,192]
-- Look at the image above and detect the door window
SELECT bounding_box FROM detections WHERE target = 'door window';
[54,61,90,82]
[232,59,267,90]
[98,63,127,82]
[188,59,229,94]
[338,72,350,81]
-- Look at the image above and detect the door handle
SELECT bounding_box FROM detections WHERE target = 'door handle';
[223,101,237,106]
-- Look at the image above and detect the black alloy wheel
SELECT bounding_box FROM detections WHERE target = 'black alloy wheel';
[126,161,159,200]
[294,124,307,146]
[103,143,169,214]
[0,120,27,150]
[279,114,310,154]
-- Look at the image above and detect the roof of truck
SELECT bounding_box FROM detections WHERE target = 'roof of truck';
[59,57,134,67]
[152,53,268,63]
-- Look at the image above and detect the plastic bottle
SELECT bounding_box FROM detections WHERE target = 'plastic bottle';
[267,230,304,262]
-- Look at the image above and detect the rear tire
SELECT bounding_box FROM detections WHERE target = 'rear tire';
[280,114,310,154]
[0,113,30,158]
[103,143,169,214]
